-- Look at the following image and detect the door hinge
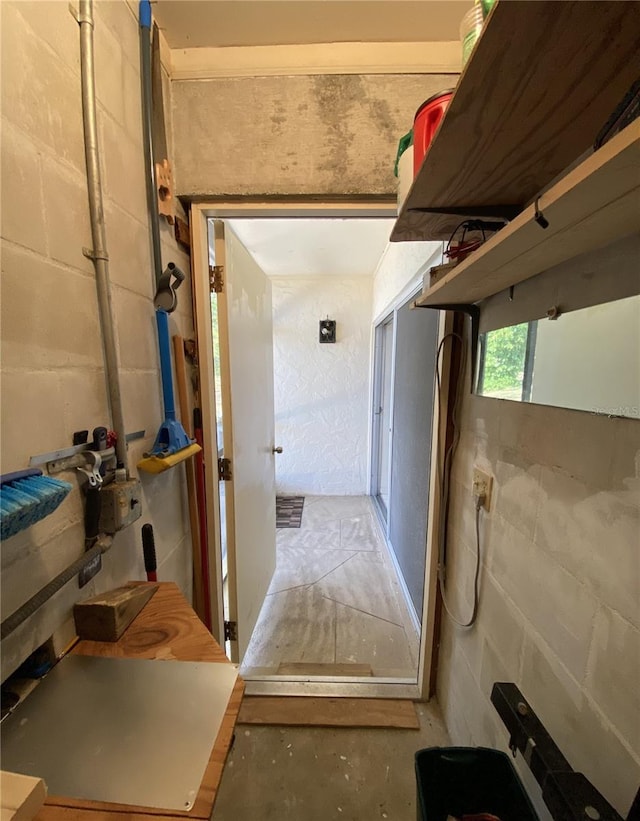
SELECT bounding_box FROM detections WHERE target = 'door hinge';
[224,620,237,642]
[218,457,232,481]
[209,264,224,293]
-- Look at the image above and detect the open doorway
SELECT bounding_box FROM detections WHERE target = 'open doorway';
[191,202,442,697]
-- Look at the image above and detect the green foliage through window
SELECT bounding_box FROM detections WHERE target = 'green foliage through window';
[480,323,528,396]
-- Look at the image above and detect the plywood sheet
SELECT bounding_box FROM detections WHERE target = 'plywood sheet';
[237,697,419,729]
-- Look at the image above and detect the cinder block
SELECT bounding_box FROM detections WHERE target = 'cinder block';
[477,574,525,676]
[119,368,163,436]
[13,0,81,76]
[0,243,103,370]
[521,635,640,816]
[586,606,640,756]
[0,559,97,682]
[113,285,159,370]
[0,370,66,472]
[0,122,47,254]
[1,521,85,619]
[1,3,85,170]
[140,467,190,558]
[103,204,153,298]
[157,536,193,602]
[122,58,143,144]
[41,156,93,274]
[99,112,147,220]
[94,18,125,125]
[516,403,616,489]
[94,0,140,75]
[61,368,111,443]
[491,516,597,681]
[534,466,640,629]
[494,449,542,540]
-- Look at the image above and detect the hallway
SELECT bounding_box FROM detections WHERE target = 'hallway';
[241,496,420,679]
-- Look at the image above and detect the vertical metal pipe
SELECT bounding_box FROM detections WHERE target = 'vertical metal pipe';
[78,0,128,469]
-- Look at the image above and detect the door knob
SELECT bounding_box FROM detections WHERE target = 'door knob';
[272,446,283,454]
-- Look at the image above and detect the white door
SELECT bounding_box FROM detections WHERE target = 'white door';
[212,220,277,663]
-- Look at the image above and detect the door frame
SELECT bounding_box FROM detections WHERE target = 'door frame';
[370,312,395,529]
[190,200,451,699]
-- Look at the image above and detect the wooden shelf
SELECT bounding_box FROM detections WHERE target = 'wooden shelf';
[415,121,640,307]
[392,0,640,243]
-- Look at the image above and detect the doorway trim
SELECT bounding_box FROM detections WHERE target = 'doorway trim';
[190,200,450,699]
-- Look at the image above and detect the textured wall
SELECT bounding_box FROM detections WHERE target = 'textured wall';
[372,240,441,320]
[271,275,372,495]
[437,388,640,815]
[171,74,455,197]
[0,1,194,680]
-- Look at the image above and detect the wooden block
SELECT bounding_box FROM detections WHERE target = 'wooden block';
[276,662,372,677]
[1,771,47,821]
[237,697,420,729]
[73,583,159,642]
[174,216,190,251]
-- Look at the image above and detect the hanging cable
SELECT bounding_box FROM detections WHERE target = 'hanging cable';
[434,329,483,628]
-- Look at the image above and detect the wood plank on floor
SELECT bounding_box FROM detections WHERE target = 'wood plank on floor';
[276,662,373,677]
[237,697,419,729]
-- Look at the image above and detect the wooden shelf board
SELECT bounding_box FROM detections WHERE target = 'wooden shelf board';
[392,0,640,242]
[416,122,640,307]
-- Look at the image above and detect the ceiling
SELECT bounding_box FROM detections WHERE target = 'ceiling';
[227,218,395,277]
[154,1,472,49]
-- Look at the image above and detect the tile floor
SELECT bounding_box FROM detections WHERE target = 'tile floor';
[241,496,420,679]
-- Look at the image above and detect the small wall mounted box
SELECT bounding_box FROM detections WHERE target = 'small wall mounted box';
[319,319,336,343]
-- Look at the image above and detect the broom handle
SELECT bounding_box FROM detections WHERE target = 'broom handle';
[156,310,176,421]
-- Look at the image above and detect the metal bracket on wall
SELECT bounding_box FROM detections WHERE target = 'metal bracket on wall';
[414,302,480,390]
[224,620,237,642]
[218,458,232,482]
[491,683,630,821]
[407,204,522,222]
[209,265,224,294]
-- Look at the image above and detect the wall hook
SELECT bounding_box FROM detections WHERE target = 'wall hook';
[534,196,549,229]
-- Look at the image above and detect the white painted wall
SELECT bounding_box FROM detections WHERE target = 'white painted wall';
[271,275,372,495]
[0,1,194,681]
[439,368,640,816]
[372,240,441,320]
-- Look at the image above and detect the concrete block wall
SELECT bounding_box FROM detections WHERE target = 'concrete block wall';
[437,390,640,815]
[171,74,455,197]
[0,0,195,680]
[271,275,373,495]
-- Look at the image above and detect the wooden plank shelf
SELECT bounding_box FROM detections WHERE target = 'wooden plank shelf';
[392,0,640,243]
[415,121,640,307]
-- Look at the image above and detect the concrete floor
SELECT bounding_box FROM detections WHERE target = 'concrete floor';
[241,496,420,678]
[212,700,450,821]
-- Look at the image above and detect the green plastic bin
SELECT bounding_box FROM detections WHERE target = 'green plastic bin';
[415,747,539,821]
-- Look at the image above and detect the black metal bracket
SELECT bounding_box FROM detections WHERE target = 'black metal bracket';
[491,683,627,821]
[534,196,550,229]
[407,204,522,221]
[414,302,480,390]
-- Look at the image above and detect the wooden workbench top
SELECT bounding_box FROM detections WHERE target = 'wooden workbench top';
[36,583,244,821]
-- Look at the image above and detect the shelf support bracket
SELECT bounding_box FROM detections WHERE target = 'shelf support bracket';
[414,302,480,390]
[407,204,522,222]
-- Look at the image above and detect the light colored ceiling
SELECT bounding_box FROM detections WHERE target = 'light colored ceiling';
[154,1,472,49]
[227,218,395,277]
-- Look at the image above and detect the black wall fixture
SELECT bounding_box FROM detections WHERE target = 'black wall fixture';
[319,319,336,343]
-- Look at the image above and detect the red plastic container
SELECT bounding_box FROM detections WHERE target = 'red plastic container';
[413,90,454,175]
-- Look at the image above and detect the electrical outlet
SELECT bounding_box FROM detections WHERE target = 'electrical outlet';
[472,467,493,510]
